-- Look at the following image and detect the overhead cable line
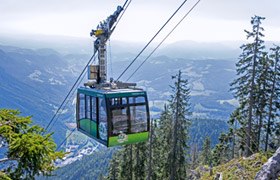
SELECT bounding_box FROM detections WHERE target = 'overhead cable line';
[114,0,132,30]
[116,0,189,81]
[56,128,77,151]
[44,53,97,133]
[47,67,90,133]
[107,0,132,78]
[126,0,202,81]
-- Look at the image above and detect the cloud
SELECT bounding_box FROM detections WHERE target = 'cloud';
[196,0,280,26]
[0,0,279,42]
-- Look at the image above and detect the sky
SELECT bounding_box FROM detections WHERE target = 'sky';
[0,0,279,43]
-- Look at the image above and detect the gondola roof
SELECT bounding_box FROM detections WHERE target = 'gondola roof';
[78,87,147,98]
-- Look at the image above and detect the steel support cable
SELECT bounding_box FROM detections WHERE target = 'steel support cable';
[126,0,202,82]
[114,0,132,29]
[47,64,91,133]
[56,128,77,151]
[122,0,129,8]
[108,0,132,77]
[44,53,97,133]
[116,0,189,81]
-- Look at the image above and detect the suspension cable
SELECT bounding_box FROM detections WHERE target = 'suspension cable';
[56,128,77,151]
[114,0,132,29]
[44,53,97,132]
[46,62,91,133]
[126,0,201,81]
[116,0,189,81]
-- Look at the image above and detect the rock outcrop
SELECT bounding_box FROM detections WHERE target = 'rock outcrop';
[255,147,280,180]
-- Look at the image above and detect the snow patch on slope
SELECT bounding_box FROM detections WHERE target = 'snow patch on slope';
[218,99,239,107]
[192,80,205,91]
[49,78,65,85]
[28,70,44,82]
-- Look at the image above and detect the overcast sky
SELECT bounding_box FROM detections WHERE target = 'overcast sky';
[0,0,279,43]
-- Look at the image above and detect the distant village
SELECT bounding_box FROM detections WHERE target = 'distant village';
[56,123,100,167]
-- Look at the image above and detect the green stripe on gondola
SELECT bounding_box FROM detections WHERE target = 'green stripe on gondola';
[79,118,97,137]
[108,132,149,147]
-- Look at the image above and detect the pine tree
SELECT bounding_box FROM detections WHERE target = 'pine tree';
[190,144,199,169]
[107,152,120,180]
[201,136,212,166]
[147,119,160,180]
[228,105,248,157]
[230,15,266,157]
[133,143,147,180]
[211,133,231,166]
[108,144,147,180]
[227,108,241,159]
[255,52,271,150]
[265,45,280,151]
[152,106,173,179]
[115,146,132,180]
[0,109,64,180]
[168,70,191,180]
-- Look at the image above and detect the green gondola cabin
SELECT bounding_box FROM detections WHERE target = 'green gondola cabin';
[76,87,150,147]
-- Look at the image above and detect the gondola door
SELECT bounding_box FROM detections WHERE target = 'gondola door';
[76,92,108,146]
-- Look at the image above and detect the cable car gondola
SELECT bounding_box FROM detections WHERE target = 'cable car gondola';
[76,87,150,147]
[76,3,150,147]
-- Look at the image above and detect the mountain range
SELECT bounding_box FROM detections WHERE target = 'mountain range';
[0,36,241,145]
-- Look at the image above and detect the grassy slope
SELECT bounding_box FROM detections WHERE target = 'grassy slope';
[200,153,276,180]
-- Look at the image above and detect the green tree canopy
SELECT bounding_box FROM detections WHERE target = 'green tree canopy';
[0,109,64,180]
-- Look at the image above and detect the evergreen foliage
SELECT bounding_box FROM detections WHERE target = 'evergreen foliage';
[230,15,266,156]
[265,45,280,151]
[0,109,64,180]
[154,106,173,179]
[190,143,199,169]
[48,117,227,179]
[107,150,120,180]
[168,70,191,179]
[201,136,212,166]
[211,133,232,166]
[189,118,228,149]
[212,16,280,167]
[44,15,280,179]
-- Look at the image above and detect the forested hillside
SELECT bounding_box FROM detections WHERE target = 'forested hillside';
[42,118,227,179]
[39,149,115,180]
[1,3,279,178]
[52,15,280,180]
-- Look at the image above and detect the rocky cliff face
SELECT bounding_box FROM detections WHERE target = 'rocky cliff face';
[255,147,280,180]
